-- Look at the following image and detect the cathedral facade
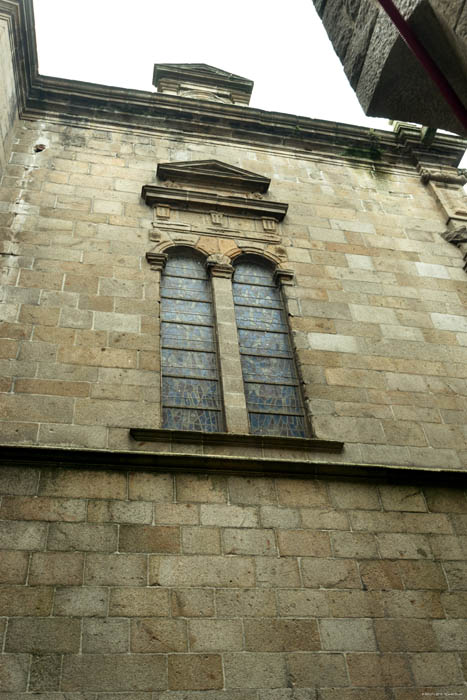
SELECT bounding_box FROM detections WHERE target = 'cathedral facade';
[1,1,467,695]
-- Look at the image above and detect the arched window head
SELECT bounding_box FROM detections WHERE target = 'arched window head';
[232,256,307,438]
[160,248,224,432]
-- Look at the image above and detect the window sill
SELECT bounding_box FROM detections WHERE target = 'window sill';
[129,428,344,454]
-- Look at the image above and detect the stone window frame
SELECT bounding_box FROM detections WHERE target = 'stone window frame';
[146,245,310,437]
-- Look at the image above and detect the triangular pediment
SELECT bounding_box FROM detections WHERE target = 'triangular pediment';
[157,160,270,193]
[156,63,249,82]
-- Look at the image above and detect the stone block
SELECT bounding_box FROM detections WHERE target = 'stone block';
[260,505,300,528]
[0,520,47,550]
[327,590,383,617]
[119,524,179,553]
[224,652,287,689]
[276,478,328,506]
[0,551,29,583]
[182,526,220,554]
[150,555,254,588]
[62,654,167,691]
[277,530,330,556]
[347,653,412,687]
[223,528,276,555]
[0,586,53,616]
[29,552,84,585]
[83,618,130,653]
[328,481,380,509]
[0,655,29,691]
[398,560,446,589]
[424,487,467,513]
[29,654,61,692]
[377,533,432,559]
[110,587,169,617]
[255,557,300,588]
[0,394,74,423]
[131,618,187,652]
[410,652,463,685]
[155,503,198,525]
[359,560,403,590]
[228,476,276,504]
[332,531,378,558]
[215,588,276,618]
[320,618,376,650]
[39,467,126,499]
[53,586,108,616]
[0,495,86,521]
[200,504,258,527]
[441,591,467,616]
[189,619,243,651]
[430,535,467,560]
[172,589,215,618]
[88,499,153,524]
[5,617,81,653]
[0,466,39,495]
[48,522,117,551]
[86,553,147,586]
[244,619,320,651]
[129,472,173,502]
[301,557,361,588]
[277,589,329,617]
[375,619,438,651]
[433,619,467,650]
[379,485,427,512]
[300,507,349,530]
[287,652,348,687]
[168,654,222,691]
[381,591,444,618]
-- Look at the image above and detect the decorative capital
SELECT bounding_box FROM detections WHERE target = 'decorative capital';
[206,253,233,278]
[442,227,467,247]
[262,217,277,232]
[146,252,168,271]
[274,268,295,287]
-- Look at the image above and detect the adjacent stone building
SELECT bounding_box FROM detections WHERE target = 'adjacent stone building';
[1,0,467,696]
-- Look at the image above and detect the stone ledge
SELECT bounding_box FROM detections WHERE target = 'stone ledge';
[2,445,467,484]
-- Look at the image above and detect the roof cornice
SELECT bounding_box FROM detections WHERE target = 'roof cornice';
[5,0,467,169]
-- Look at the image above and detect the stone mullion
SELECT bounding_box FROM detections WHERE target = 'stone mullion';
[145,252,167,429]
[207,257,249,435]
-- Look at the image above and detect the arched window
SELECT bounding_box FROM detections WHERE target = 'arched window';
[232,257,307,437]
[160,248,224,432]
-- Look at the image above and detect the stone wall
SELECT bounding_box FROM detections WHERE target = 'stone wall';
[1,117,467,469]
[0,464,466,696]
[0,13,19,182]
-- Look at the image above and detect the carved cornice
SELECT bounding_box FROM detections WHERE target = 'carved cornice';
[157,160,270,193]
[274,268,295,287]
[141,185,288,221]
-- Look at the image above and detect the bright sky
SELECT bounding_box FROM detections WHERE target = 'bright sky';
[32,0,466,168]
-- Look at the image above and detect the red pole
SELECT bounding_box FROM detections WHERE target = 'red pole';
[375,0,467,132]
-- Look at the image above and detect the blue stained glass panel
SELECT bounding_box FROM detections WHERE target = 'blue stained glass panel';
[164,257,207,279]
[163,377,221,409]
[241,355,297,383]
[162,349,218,379]
[245,383,303,414]
[249,412,306,437]
[234,263,274,284]
[234,305,286,332]
[238,329,290,356]
[162,277,211,302]
[162,322,215,352]
[162,299,213,324]
[233,283,281,309]
[163,407,221,432]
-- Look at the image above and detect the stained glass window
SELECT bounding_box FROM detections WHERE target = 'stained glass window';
[233,258,307,437]
[161,249,224,432]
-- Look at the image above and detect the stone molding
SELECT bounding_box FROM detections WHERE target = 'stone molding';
[442,226,467,271]
[157,160,270,194]
[141,185,288,221]
[419,168,467,186]
[145,252,168,272]
[206,254,234,279]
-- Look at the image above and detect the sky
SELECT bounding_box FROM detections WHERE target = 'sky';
[32,0,390,130]
[32,0,466,167]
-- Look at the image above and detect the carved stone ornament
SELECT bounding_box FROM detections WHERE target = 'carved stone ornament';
[419,168,467,186]
[442,227,467,272]
[145,252,168,271]
[274,268,295,287]
[210,211,224,225]
[262,218,276,232]
[206,253,233,278]
[156,204,170,219]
